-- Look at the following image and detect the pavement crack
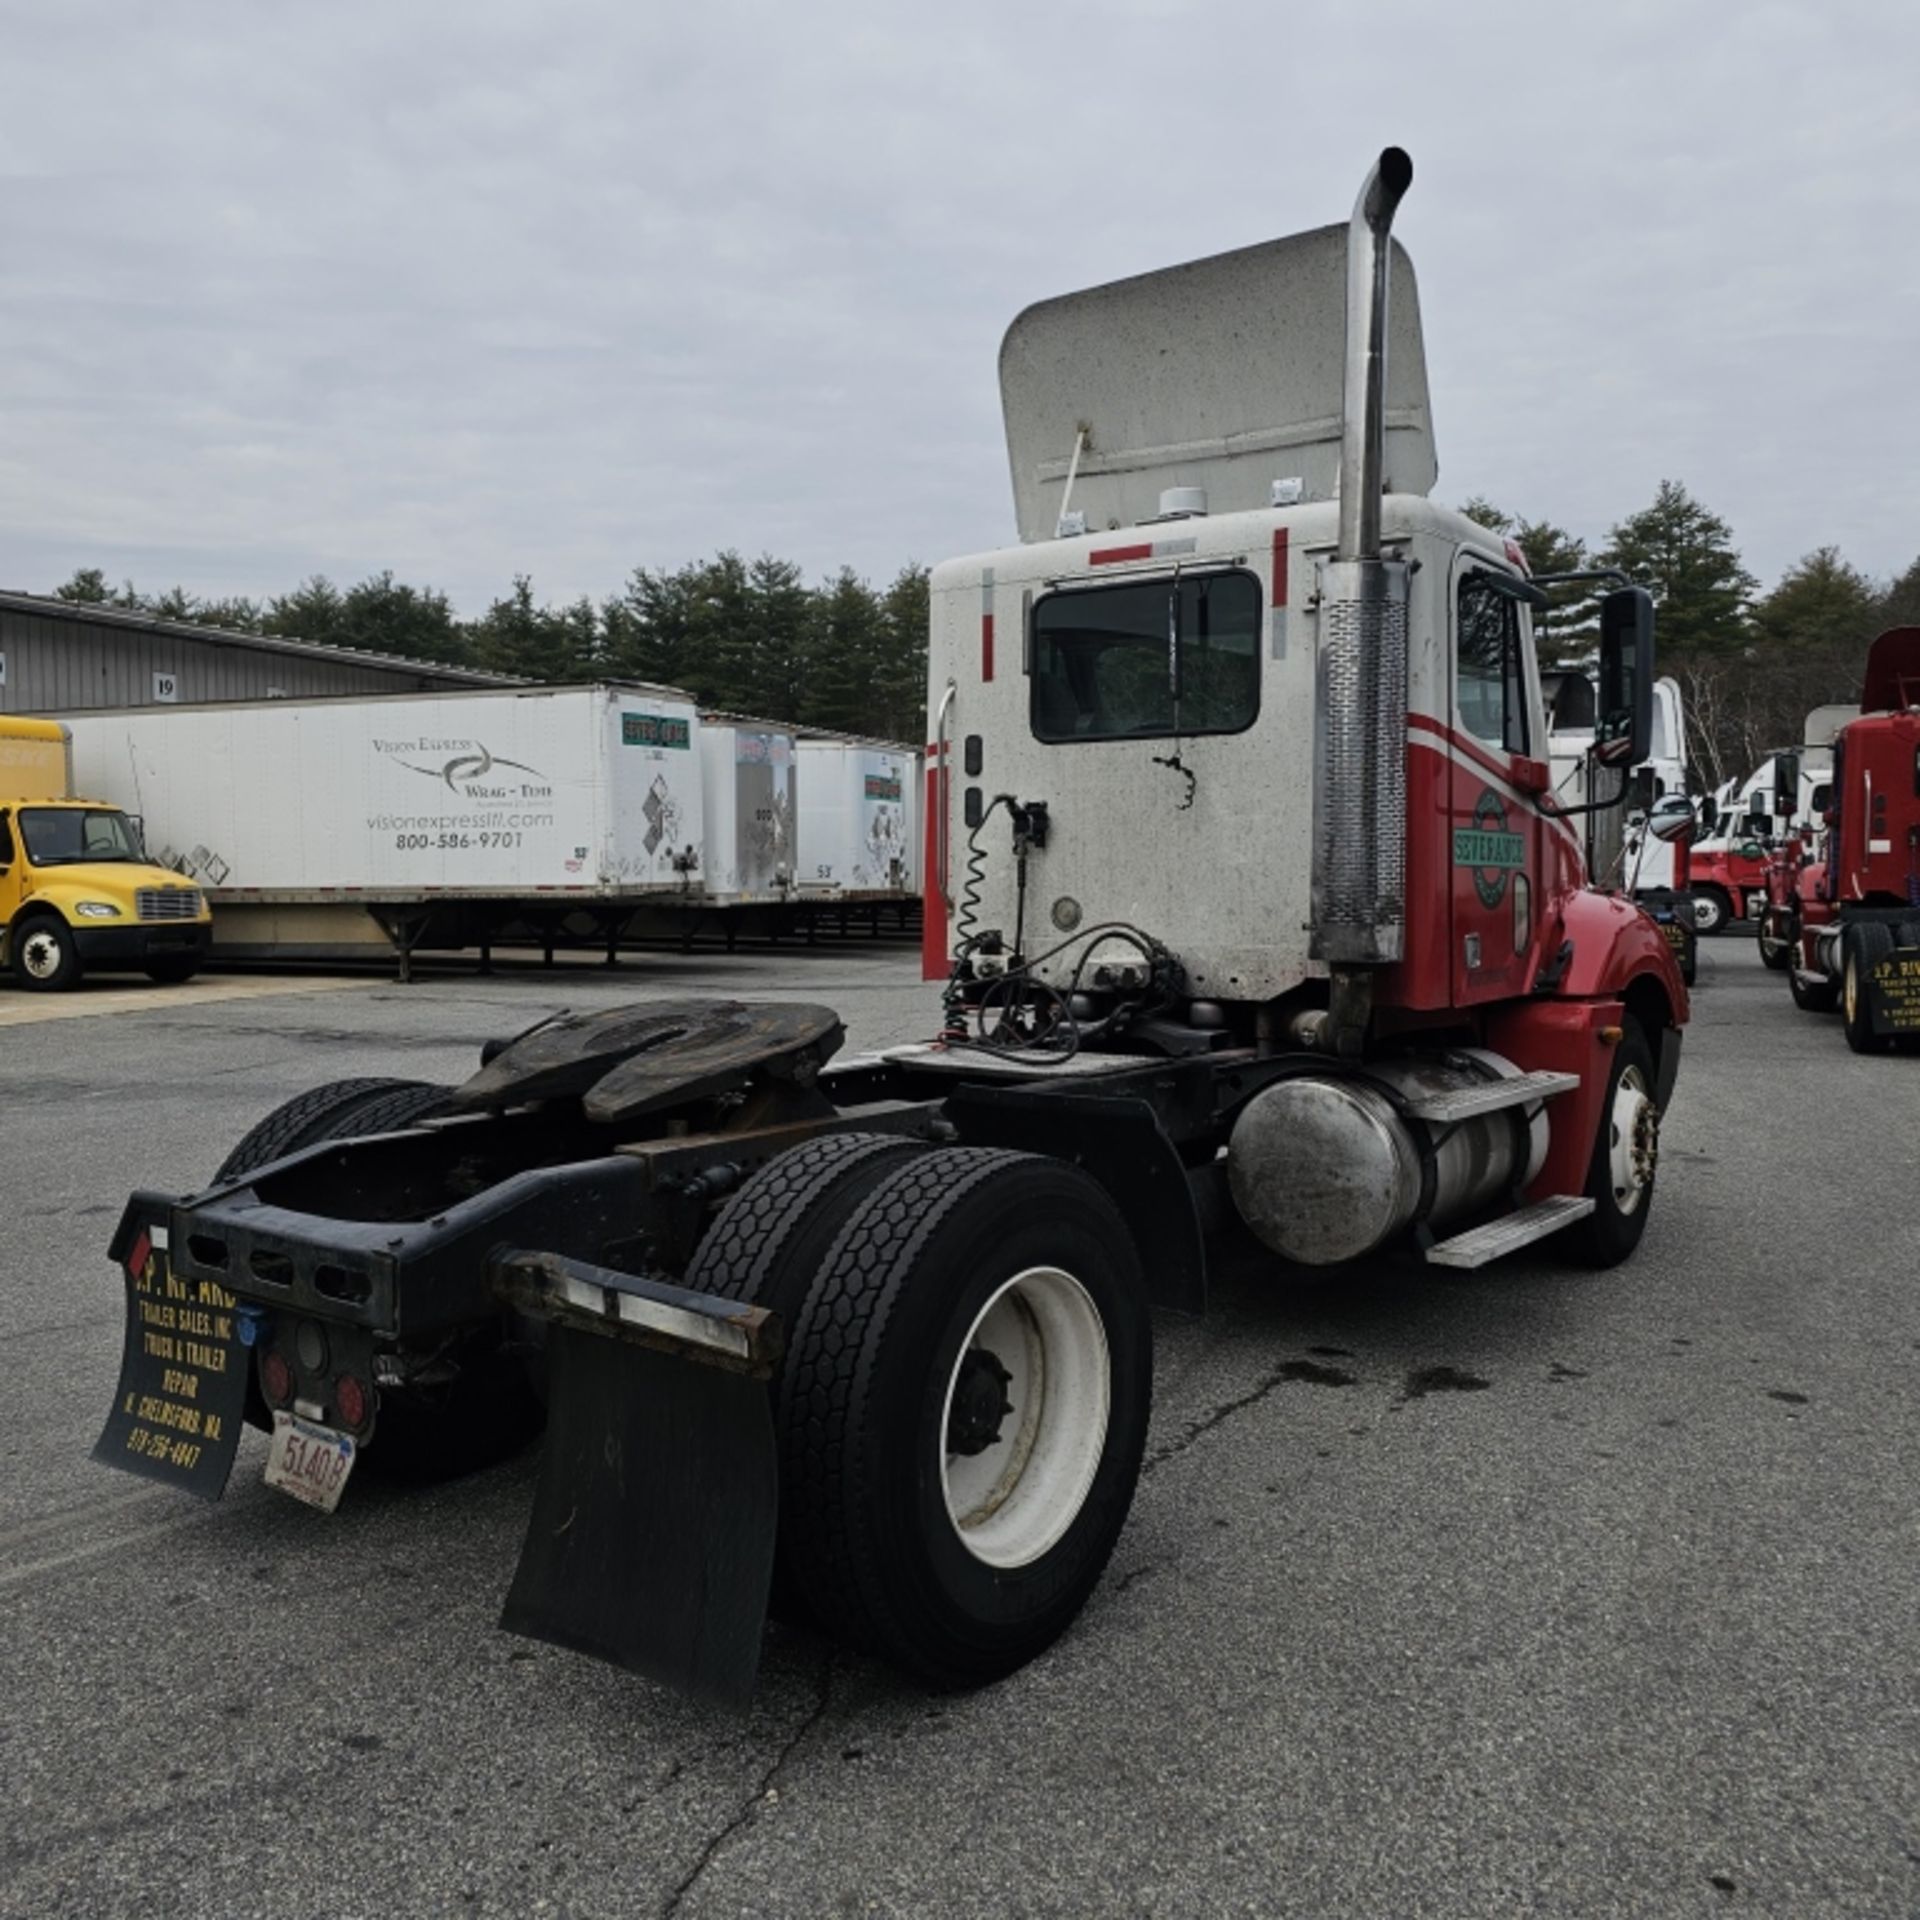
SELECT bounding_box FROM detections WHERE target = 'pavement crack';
[660,1655,835,1917]
[1145,1356,1355,1474]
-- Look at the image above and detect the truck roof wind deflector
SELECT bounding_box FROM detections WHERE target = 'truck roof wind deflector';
[998,182,1434,545]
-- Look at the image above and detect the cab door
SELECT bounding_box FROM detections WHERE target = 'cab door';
[1449,560,1549,1004]
[0,810,18,928]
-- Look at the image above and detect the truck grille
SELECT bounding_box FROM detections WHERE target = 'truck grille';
[137,888,203,922]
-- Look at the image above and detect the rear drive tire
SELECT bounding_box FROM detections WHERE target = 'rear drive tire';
[774,1147,1153,1687]
[212,1079,479,1457]
[11,913,81,991]
[1841,923,1895,1054]
[1691,887,1732,937]
[685,1130,931,1622]
[143,955,202,985]
[1788,959,1840,1013]
[1565,1021,1660,1269]
[214,1077,452,1182]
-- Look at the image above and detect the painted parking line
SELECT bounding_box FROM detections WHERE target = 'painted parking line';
[0,973,371,1028]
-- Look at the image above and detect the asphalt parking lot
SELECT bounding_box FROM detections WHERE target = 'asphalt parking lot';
[3,937,1917,1919]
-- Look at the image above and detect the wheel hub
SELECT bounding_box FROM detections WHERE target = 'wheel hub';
[1607,1066,1657,1216]
[20,931,60,979]
[945,1348,1014,1457]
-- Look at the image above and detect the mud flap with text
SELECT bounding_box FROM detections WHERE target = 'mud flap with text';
[494,1253,781,1709]
[92,1193,248,1500]
[1867,946,1920,1038]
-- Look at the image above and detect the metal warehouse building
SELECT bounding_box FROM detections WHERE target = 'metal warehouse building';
[0,591,518,713]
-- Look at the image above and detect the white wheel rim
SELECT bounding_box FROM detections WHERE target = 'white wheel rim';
[1692,897,1717,931]
[20,930,61,980]
[1606,1065,1656,1217]
[939,1266,1109,1570]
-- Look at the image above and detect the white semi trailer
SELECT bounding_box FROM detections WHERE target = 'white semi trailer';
[63,683,704,972]
[796,736,919,898]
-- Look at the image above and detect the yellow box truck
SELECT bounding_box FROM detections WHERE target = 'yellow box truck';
[0,717,212,990]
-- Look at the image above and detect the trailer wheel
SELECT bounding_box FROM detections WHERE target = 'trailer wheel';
[11,913,81,991]
[777,1148,1152,1686]
[1788,962,1840,1014]
[213,1078,454,1183]
[1565,1021,1660,1269]
[1691,886,1732,936]
[1841,923,1895,1054]
[1756,907,1795,972]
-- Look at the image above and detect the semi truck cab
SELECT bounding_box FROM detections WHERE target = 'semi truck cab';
[0,718,211,990]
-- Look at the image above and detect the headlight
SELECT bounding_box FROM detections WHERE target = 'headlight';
[73,901,121,919]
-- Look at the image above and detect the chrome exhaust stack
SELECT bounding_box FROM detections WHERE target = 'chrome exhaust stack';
[1311,147,1414,1053]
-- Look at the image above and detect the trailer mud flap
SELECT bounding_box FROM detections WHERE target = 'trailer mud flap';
[93,1194,248,1500]
[1867,944,1920,1037]
[493,1253,781,1709]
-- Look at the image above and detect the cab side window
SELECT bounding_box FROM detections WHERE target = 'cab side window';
[0,811,12,867]
[1456,572,1528,756]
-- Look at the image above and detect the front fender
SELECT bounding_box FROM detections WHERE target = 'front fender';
[1554,889,1690,1021]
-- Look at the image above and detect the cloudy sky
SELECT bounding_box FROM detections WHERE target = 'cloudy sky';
[3,0,1916,616]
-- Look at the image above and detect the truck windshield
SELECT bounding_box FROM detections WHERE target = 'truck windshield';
[1031,571,1260,743]
[18,807,142,866]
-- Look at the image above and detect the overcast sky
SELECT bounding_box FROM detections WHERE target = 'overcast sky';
[3,0,1915,617]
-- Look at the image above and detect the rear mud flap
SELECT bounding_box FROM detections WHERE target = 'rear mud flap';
[1867,944,1920,1038]
[494,1254,781,1709]
[93,1194,248,1500]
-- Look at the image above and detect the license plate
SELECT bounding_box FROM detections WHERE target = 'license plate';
[264,1412,357,1512]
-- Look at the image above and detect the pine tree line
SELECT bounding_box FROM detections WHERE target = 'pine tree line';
[49,476,1920,788]
[50,555,932,747]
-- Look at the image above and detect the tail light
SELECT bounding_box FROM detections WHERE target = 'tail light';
[334,1373,370,1433]
[261,1349,293,1407]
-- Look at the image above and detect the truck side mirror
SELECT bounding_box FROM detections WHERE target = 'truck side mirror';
[1593,586,1654,767]
[1772,751,1800,819]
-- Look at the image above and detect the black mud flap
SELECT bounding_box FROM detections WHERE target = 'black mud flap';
[93,1193,248,1500]
[1867,943,1920,1038]
[494,1253,781,1709]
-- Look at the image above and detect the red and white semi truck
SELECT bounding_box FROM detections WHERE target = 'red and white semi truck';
[93,149,1687,1701]
[1776,628,1920,1050]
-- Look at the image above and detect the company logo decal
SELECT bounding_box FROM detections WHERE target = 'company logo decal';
[378,738,546,793]
[1453,789,1526,908]
[864,775,903,802]
[622,712,691,750]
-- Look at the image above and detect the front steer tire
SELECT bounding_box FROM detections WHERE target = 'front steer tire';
[1692,886,1732,937]
[11,913,81,991]
[1565,1020,1660,1270]
[773,1147,1153,1688]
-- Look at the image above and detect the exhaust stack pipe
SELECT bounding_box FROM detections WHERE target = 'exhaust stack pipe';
[1311,147,1414,1050]
[1337,146,1414,564]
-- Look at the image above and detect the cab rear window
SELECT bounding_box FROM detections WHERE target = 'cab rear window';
[1031,571,1261,743]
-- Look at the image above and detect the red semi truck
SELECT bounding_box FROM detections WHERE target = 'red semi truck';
[92,149,1688,1701]
[1779,627,1920,1051]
